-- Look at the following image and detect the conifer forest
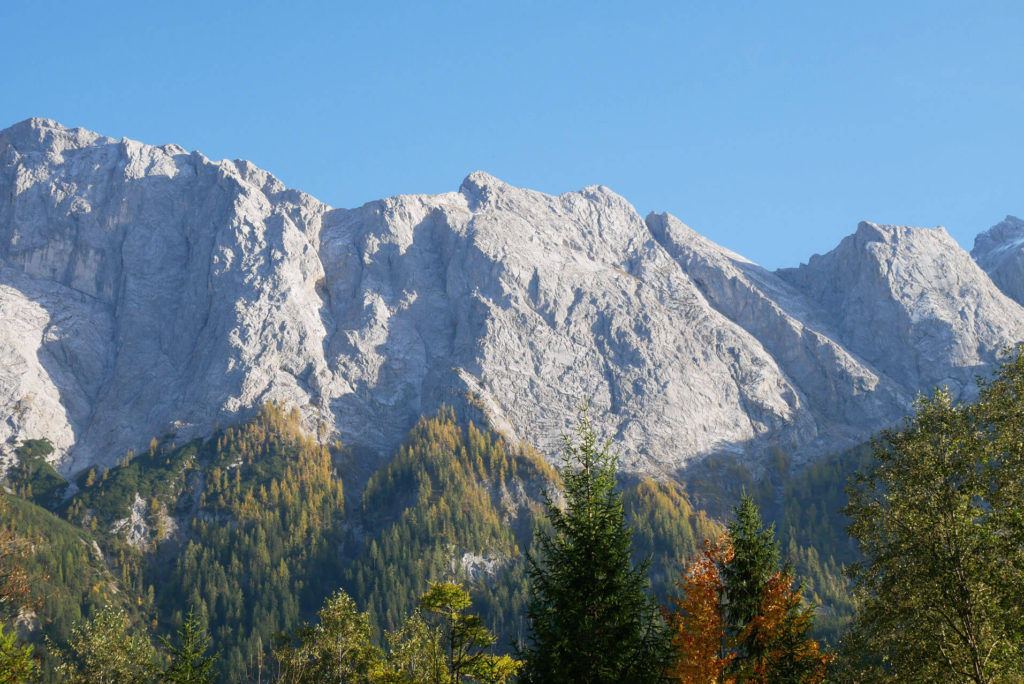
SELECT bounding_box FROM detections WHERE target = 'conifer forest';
[4,351,1024,682]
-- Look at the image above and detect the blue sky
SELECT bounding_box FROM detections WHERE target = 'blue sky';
[1,1,1021,268]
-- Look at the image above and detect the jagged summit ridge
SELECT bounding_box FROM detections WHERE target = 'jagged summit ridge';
[778,221,1024,400]
[971,215,1024,305]
[1,119,1022,476]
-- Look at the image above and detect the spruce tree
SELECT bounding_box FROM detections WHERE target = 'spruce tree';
[721,495,780,657]
[521,405,669,683]
[0,622,37,684]
[160,609,217,684]
[720,495,827,682]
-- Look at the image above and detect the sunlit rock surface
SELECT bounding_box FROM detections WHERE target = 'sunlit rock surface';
[2,119,1022,475]
[972,215,1024,306]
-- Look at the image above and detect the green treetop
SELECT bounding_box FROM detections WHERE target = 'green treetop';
[722,495,781,658]
[842,350,1024,683]
[160,608,217,684]
[521,404,669,683]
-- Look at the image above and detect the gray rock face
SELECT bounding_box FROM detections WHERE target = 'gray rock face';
[647,215,910,448]
[0,119,332,474]
[778,221,1024,402]
[972,216,1024,305]
[1,119,1022,476]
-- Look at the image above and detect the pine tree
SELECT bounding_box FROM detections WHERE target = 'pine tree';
[0,622,37,684]
[521,405,670,683]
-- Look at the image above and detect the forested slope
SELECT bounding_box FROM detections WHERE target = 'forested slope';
[2,404,858,681]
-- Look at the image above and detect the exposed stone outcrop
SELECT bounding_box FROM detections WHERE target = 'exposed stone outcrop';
[2,119,1022,476]
[972,215,1024,305]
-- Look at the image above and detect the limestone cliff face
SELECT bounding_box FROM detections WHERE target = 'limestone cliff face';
[972,215,1024,306]
[777,221,1024,403]
[1,119,1022,475]
[646,214,910,448]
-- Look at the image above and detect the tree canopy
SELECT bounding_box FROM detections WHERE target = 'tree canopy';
[842,348,1024,683]
[664,496,829,683]
[521,405,669,683]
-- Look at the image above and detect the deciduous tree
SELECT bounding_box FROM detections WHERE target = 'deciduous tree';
[55,604,157,684]
[385,581,520,683]
[0,495,32,619]
[665,498,829,683]
[273,589,383,684]
[843,351,1024,683]
[663,539,734,683]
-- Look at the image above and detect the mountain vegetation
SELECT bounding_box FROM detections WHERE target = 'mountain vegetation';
[0,403,852,682]
[839,349,1024,682]
[664,497,831,683]
[6,350,1024,681]
[520,407,670,682]
[343,407,556,642]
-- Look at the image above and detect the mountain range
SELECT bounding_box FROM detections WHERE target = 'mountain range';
[2,117,1023,478]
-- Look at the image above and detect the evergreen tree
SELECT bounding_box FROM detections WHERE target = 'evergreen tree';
[721,495,780,664]
[521,405,670,683]
[720,496,827,683]
[665,499,829,683]
[160,608,217,684]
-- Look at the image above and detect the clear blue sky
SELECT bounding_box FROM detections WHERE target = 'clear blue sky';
[2,1,1021,269]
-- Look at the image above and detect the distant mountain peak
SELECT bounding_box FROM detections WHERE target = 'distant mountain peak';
[9,117,62,132]
[2,118,1023,479]
[971,215,1024,305]
[972,215,1024,262]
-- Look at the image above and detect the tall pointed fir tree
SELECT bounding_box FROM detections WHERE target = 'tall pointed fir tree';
[521,405,670,683]
[721,495,828,683]
[160,609,217,684]
[722,495,782,662]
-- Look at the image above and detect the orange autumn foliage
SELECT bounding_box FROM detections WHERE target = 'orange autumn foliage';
[738,569,832,683]
[664,538,832,684]
[663,538,735,684]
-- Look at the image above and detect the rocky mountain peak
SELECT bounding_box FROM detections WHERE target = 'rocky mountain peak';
[0,117,110,163]
[778,219,1024,400]
[972,215,1024,257]
[2,119,1023,479]
[971,215,1024,305]
[459,170,508,201]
